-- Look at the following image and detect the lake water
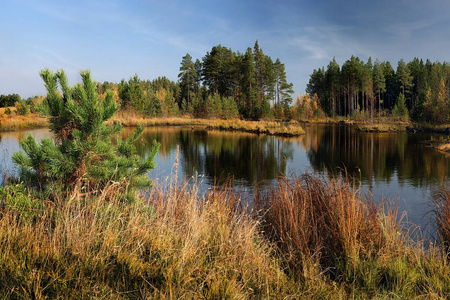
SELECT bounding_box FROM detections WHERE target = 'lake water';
[1,124,449,231]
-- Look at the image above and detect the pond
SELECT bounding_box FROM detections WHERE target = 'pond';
[1,124,449,231]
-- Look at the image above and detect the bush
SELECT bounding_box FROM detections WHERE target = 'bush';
[15,99,30,116]
[12,69,160,201]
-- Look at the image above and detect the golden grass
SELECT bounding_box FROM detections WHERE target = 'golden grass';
[356,123,408,132]
[2,172,450,298]
[0,177,289,298]
[207,119,305,136]
[0,111,48,132]
[110,110,210,127]
[254,173,385,276]
[432,187,450,255]
[437,143,450,152]
[111,110,305,136]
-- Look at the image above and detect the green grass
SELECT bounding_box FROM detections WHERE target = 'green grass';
[1,172,450,298]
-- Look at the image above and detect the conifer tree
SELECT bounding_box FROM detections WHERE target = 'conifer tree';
[178,53,197,106]
[393,93,409,119]
[13,69,160,200]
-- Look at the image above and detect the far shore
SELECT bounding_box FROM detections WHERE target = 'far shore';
[2,107,450,136]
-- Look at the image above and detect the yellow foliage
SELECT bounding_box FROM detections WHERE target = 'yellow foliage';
[156,88,167,102]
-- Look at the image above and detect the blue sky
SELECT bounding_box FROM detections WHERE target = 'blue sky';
[2,0,450,98]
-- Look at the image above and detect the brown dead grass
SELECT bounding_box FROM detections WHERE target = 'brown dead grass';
[0,109,48,131]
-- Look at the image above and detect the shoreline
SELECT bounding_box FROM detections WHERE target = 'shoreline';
[2,111,450,136]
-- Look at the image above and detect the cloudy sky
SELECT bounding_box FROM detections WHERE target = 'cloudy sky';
[2,0,450,98]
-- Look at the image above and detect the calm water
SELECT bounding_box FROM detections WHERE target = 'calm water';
[1,124,449,230]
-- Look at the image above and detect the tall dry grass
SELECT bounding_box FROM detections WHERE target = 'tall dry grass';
[0,112,48,131]
[207,119,305,136]
[110,110,209,127]
[254,173,387,279]
[2,170,450,298]
[432,186,450,256]
[0,175,288,298]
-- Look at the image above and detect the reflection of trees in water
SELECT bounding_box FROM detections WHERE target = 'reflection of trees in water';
[131,127,294,187]
[305,125,450,188]
[180,130,294,186]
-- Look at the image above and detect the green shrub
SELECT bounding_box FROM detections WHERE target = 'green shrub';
[15,99,30,116]
[12,69,160,201]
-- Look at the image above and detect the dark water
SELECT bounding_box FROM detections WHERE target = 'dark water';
[1,124,450,230]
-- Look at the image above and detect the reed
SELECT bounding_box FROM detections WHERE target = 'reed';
[1,172,450,298]
[207,119,305,136]
[254,173,385,278]
[432,186,450,256]
[0,177,288,298]
[0,113,47,131]
[110,110,209,127]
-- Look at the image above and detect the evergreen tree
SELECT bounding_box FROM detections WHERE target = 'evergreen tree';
[13,69,160,200]
[325,57,340,116]
[274,58,294,112]
[118,74,146,112]
[373,59,386,113]
[393,92,408,119]
[178,53,197,106]
[396,59,413,98]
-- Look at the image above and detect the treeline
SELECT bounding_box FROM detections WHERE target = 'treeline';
[306,56,450,123]
[0,94,21,107]
[100,41,293,120]
[0,94,42,116]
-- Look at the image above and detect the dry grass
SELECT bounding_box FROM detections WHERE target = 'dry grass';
[111,110,305,136]
[0,110,48,132]
[110,110,209,127]
[0,176,288,298]
[2,171,450,298]
[207,119,305,136]
[437,143,450,152]
[254,173,385,277]
[432,187,450,255]
[356,123,408,132]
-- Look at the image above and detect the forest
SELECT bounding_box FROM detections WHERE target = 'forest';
[1,41,293,122]
[3,48,450,126]
[114,41,293,120]
[306,56,450,123]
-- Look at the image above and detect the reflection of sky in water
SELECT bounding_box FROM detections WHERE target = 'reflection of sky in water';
[0,128,50,184]
[1,125,449,233]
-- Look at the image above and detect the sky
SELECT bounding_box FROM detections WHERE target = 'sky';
[2,0,450,99]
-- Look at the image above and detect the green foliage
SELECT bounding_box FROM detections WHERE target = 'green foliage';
[205,93,222,118]
[178,53,197,106]
[25,96,41,113]
[221,96,239,119]
[14,99,30,116]
[393,93,409,119]
[4,108,11,115]
[0,94,21,107]
[118,74,146,111]
[308,56,450,123]
[0,183,45,222]
[12,69,160,200]
[147,93,162,117]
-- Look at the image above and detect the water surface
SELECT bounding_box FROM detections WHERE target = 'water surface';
[1,124,449,230]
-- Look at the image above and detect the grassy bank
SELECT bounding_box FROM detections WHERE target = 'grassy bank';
[0,109,304,137]
[0,108,47,132]
[206,119,305,136]
[1,172,450,298]
[111,111,305,136]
